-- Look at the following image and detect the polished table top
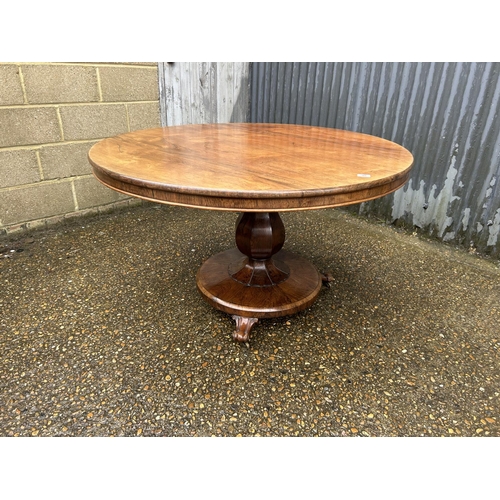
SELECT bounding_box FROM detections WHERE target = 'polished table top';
[88,123,414,212]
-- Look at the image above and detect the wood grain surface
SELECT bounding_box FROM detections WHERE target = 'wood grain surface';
[196,248,322,318]
[89,123,414,212]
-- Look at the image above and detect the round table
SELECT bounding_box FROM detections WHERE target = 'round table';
[88,123,413,342]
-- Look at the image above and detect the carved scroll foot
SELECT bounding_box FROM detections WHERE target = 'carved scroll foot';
[232,316,258,342]
[321,271,334,287]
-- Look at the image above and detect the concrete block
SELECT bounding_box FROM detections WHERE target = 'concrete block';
[127,102,161,131]
[0,107,62,147]
[0,64,24,105]
[39,141,97,179]
[22,64,99,104]
[99,66,159,102]
[0,149,40,188]
[0,181,75,226]
[60,104,128,141]
[74,176,129,210]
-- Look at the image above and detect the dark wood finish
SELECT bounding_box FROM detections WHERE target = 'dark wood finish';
[88,124,414,342]
[231,212,288,286]
[196,212,322,341]
[196,247,322,321]
[232,316,259,343]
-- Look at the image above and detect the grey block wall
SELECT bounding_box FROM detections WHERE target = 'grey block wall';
[0,62,161,234]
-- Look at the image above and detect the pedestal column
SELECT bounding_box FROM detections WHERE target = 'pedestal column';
[196,212,322,342]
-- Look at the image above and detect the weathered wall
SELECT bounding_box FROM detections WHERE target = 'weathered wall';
[0,62,161,234]
[158,62,251,125]
[250,62,500,258]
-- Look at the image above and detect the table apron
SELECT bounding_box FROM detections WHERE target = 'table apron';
[92,168,411,212]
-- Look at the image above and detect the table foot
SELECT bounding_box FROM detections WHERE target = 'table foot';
[321,271,334,287]
[232,316,258,342]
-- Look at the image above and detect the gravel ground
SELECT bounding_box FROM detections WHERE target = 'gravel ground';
[1,203,499,437]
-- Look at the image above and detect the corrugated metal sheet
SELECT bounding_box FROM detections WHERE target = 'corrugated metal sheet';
[158,62,250,126]
[250,62,500,258]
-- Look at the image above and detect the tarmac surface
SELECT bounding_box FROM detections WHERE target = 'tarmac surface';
[1,203,499,437]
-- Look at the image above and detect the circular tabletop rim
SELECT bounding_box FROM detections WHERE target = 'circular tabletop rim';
[88,123,414,212]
